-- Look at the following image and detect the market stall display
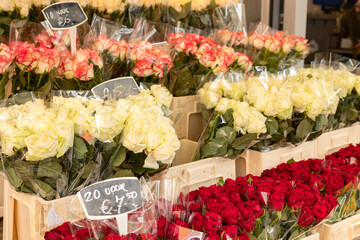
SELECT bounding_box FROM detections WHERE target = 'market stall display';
[1,1,360,240]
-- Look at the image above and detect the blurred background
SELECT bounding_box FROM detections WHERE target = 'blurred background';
[243,0,360,64]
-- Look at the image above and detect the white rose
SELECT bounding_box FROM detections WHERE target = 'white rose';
[215,98,230,114]
[151,142,176,164]
[224,81,246,101]
[150,84,173,108]
[90,105,127,142]
[198,88,222,110]
[0,0,15,11]
[54,120,75,157]
[0,124,28,156]
[24,130,59,161]
[305,98,327,120]
[246,107,267,134]
[263,91,278,117]
[233,102,250,134]
[121,125,147,153]
[244,86,266,112]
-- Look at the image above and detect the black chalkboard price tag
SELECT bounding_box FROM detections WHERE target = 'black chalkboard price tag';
[42,1,87,30]
[77,177,142,220]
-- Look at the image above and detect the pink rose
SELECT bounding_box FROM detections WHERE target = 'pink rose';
[0,43,15,74]
[12,41,35,72]
[31,42,60,74]
[249,32,266,49]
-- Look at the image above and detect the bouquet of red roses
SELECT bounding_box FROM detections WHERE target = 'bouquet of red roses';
[45,220,158,240]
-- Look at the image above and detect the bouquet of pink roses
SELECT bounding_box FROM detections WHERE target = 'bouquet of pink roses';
[0,43,15,98]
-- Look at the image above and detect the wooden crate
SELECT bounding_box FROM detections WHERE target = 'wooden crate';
[236,140,317,177]
[301,232,319,240]
[3,180,84,240]
[151,139,236,191]
[170,95,204,141]
[316,124,360,158]
[0,174,4,217]
[317,213,360,240]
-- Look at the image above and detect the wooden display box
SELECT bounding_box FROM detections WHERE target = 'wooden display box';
[236,140,317,177]
[3,180,84,240]
[151,139,236,191]
[316,124,360,158]
[170,95,205,141]
[301,232,319,240]
[0,174,4,218]
[317,213,360,240]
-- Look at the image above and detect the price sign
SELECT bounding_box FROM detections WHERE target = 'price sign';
[91,77,140,101]
[77,178,142,220]
[42,1,87,30]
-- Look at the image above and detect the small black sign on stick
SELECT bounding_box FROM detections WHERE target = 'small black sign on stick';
[77,177,142,220]
[42,1,87,30]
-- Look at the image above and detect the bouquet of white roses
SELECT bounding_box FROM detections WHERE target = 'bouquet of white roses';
[51,84,180,178]
[0,94,100,200]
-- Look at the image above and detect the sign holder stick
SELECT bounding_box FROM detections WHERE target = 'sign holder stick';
[70,26,77,54]
[116,214,128,235]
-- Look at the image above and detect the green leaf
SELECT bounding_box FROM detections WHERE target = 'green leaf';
[232,133,258,151]
[216,178,225,186]
[37,161,63,178]
[296,119,313,139]
[204,138,228,158]
[81,161,96,179]
[314,114,325,131]
[247,177,253,184]
[112,169,135,178]
[111,145,126,167]
[248,234,258,240]
[74,136,88,159]
[33,179,57,199]
[215,126,236,143]
[288,229,300,240]
[266,117,279,135]
[223,108,234,123]
[38,77,52,94]
[6,167,23,188]
[202,204,207,215]
[287,158,296,164]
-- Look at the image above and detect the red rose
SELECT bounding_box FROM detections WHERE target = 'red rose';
[157,215,169,238]
[237,231,250,240]
[325,174,344,195]
[206,231,221,240]
[221,205,240,225]
[215,193,230,203]
[205,198,223,214]
[269,193,285,211]
[199,186,212,200]
[221,225,239,239]
[209,185,223,197]
[229,193,242,205]
[174,217,187,227]
[62,236,80,240]
[55,222,72,237]
[189,190,199,201]
[44,230,63,240]
[261,168,278,178]
[244,201,264,218]
[238,212,256,232]
[298,206,315,228]
[302,190,316,207]
[173,204,185,211]
[75,228,91,240]
[189,212,204,231]
[126,233,137,240]
[166,222,179,240]
[102,235,126,240]
[323,194,338,213]
[271,185,288,195]
[277,173,291,181]
[204,212,222,232]
[312,201,328,221]
[102,226,116,236]
[287,189,304,210]
[189,201,204,212]
[308,159,324,172]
